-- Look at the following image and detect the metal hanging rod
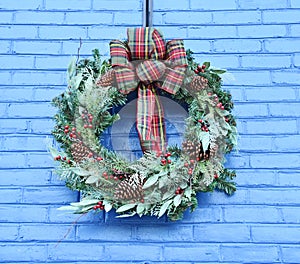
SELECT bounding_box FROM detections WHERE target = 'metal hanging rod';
[143,0,153,27]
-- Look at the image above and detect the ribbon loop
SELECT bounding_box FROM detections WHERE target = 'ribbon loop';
[110,27,187,155]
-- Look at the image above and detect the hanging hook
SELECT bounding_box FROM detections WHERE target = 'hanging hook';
[143,0,153,27]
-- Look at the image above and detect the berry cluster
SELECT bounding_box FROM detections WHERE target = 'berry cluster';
[198,119,209,132]
[161,152,172,165]
[175,187,184,195]
[54,155,71,164]
[184,161,194,175]
[93,201,104,211]
[82,110,94,129]
[194,64,206,74]
[102,171,120,181]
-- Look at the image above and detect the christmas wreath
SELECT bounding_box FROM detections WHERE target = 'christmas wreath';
[50,28,237,221]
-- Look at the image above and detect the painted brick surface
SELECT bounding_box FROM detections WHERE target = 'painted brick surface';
[0,0,300,263]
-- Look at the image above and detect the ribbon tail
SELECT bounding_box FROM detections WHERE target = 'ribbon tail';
[136,83,166,155]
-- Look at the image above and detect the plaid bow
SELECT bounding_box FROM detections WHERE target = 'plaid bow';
[110,27,187,155]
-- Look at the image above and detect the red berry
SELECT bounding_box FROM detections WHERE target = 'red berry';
[188,171,193,175]
[88,125,93,129]
[161,158,166,164]
[190,159,195,164]
[84,124,88,128]
[175,190,179,194]
[110,175,114,179]
[167,159,171,164]
[64,125,69,129]
[97,157,103,161]
[197,65,202,70]
[201,69,205,73]
[67,159,71,164]
[81,114,85,118]
[57,155,61,160]
[93,206,97,210]
[196,157,200,161]
[198,119,203,123]
[98,201,102,205]
[214,174,219,179]
[202,64,206,69]
[64,129,69,133]
[201,127,205,131]
[194,69,199,74]
[103,172,108,177]
[140,199,145,203]
[217,102,222,108]
[221,106,225,110]
[177,187,181,191]
[225,117,229,122]
[205,128,209,132]
[63,157,66,160]
[69,133,73,138]
[72,127,76,131]
[167,152,171,157]
[100,206,104,210]
[184,163,189,167]
[208,92,212,96]
[88,153,93,158]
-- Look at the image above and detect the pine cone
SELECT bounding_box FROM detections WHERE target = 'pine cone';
[114,174,144,202]
[96,69,115,87]
[209,142,218,158]
[190,76,208,91]
[182,140,209,161]
[70,142,91,163]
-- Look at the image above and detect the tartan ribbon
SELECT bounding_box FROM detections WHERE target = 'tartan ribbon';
[110,27,187,155]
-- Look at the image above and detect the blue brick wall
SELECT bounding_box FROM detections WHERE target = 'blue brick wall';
[1,0,300,263]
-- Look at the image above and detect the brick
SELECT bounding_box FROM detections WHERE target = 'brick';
[249,189,300,205]
[13,40,61,54]
[291,24,300,37]
[213,11,261,24]
[281,246,300,263]
[1,135,49,151]
[252,225,300,243]
[15,11,64,24]
[164,12,212,24]
[194,224,250,242]
[7,102,55,118]
[0,118,29,133]
[265,39,300,52]
[221,245,279,262]
[164,244,219,262]
[269,103,300,117]
[27,152,58,168]
[195,54,239,69]
[105,244,162,261]
[291,0,300,8]
[0,40,11,53]
[0,224,19,240]
[0,25,37,39]
[182,206,222,223]
[29,118,55,134]
[263,10,300,24]
[239,0,288,9]
[214,39,261,53]
[62,40,109,55]
[0,0,43,10]
[245,87,296,101]
[273,70,300,84]
[34,87,64,101]
[234,103,269,118]
[153,0,189,10]
[239,135,273,152]
[0,12,12,23]
[0,205,48,222]
[0,71,11,84]
[0,244,47,262]
[19,224,75,241]
[250,153,300,169]
[0,55,34,69]
[238,25,287,38]
[39,25,87,40]
[65,12,113,25]
[0,153,26,168]
[0,102,7,116]
[295,53,300,66]
[151,26,188,39]
[136,225,193,241]
[48,243,104,261]
[246,119,298,135]
[77,224,133,241]
[277,171,300,187]
[0,188,22,203]
[183,39,211,52]
[88,26,127,40]
[23,187,78,204]
[0,169,51,185]
[188,26,236,39]
[45,0,91,10]
[93,0,141,11]
[224,154,250,169]
[223,205,280,223]
[191,0,236,10]
[11,71,64,85]
[114,11,143,25]
[229,71,271,85]
[281,207,300,223]
[236,170,277,187]
[198,189,248,205]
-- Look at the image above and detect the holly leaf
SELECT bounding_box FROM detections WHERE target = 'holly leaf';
[203,62,210,69]
[143,174,159,189]
[116,203,136,213]
[210,69,226,74]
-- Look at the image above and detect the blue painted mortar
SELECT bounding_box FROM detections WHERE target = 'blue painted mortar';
[0,0,300,263]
